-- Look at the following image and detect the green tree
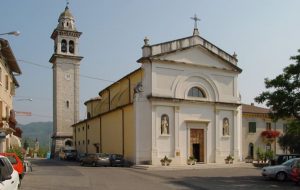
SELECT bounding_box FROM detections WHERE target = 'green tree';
[278,121,300,153]
[255,50,300,153]
[255,50,300,121]
[23,139,29,150]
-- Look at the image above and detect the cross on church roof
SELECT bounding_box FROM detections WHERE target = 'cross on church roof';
[190,14,201,29]
[66,0,70,8]
[190,14,200,36]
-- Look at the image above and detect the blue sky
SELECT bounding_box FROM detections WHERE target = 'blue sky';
[1,0,300,124]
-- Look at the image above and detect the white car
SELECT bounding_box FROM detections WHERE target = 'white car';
[0,155,20,190]
[262,158,300,181]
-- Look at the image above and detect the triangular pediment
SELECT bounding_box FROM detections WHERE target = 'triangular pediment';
[155,46,240,72]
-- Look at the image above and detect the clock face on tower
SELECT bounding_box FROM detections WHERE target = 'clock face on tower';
[65,73,71,80]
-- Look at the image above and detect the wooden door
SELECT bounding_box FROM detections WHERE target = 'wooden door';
[190,129,204,162]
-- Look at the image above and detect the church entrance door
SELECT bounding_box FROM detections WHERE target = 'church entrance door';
[190,129,204,163]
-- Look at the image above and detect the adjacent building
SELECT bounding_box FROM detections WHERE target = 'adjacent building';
[0,38,22,152]
[242,103,288,160]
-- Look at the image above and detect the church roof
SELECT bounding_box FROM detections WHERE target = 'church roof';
[84,96,102,105]
[138,34,242,73]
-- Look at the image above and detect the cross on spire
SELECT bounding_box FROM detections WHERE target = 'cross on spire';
[66,0,70,8]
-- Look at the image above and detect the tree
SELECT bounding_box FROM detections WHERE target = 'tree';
[255,50,300,153]
[278,121,300,153]
[23,139,29,150]
[255,49,300,121]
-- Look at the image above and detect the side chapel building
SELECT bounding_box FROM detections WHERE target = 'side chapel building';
[73,21,244,165]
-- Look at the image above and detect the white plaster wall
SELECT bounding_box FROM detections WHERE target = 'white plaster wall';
[152,60,239,103]
[134,63,152,164]
[155,106,175,158]
[151,47,240,103]
[218,110,234,157]
[242,117,287,160]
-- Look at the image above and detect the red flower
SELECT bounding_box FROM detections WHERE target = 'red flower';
[261,130,280,138]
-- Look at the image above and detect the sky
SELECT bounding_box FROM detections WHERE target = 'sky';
[1,0,300,124]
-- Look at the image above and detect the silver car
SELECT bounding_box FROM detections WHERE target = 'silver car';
[262,158,300,181]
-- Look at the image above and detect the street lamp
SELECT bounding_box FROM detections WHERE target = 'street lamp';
[0,31,20,36]
[15,98,33,101]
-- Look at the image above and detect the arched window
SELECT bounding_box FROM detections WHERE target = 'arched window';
[188,87,206,98]
[66,101,69,108]
[65,140,72,146]
[87,112,91,119]
[61,39,67,53]
[69,40,74,54]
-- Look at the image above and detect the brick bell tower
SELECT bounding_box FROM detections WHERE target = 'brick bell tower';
[49,4,83,157]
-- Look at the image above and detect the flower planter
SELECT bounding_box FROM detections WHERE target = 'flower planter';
[160,156,172,166]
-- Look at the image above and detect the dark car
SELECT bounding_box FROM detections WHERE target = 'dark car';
[109,154,125,167]
[271,154,300,165]
[77,153,87,162]
[80,153,110,167]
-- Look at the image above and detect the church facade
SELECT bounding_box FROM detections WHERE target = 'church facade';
[73,26,243,165]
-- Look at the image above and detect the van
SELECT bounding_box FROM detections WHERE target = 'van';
[271,154,300,165]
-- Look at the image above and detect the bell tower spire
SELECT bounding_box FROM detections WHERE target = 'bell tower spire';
[49,4,83,157]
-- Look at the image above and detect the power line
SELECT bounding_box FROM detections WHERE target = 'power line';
[17,59,115,83]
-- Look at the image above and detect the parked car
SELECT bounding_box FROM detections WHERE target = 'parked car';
[0,155,20,190]
[290,159,300,184]
[270,154,300,165]
[0,153,24,180]
[76,153,87,162]
[59,147,77,161]
[109,154,125,167]
[262,158,300,181]
[80,153,110,167]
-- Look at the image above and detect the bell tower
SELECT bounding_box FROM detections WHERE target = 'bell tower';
[49,4,83,157]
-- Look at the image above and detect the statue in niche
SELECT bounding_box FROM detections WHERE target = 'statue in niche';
[161,114,169,135]
[223,118,229,136]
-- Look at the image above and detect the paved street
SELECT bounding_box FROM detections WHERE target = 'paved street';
[20,159,299,190]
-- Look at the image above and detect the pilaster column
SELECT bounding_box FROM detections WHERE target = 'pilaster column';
[233,109,239,160]
[215,108,220,162]
[174,106,180,157]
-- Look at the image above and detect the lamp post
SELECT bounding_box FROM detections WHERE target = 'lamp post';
[0,31,20,36]
[15,98,33,102]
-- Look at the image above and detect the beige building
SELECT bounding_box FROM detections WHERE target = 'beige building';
[242,103,288,160]
[74,69,142,162]
[0,38,22,152]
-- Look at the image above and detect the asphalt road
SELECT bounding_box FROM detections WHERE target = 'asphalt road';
[20,159,300,190]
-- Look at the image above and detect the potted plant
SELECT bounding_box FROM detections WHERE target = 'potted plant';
[187,156,197,165]
[160,156,172,166]
[225,155,234,164]
[245,156,253,163]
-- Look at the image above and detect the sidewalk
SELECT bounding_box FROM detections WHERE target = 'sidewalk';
[132,162,255,170]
